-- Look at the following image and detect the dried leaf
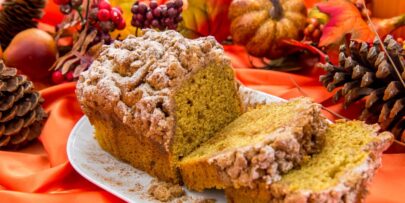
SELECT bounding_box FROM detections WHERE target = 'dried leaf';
[61,57,80,74]
[88,41,103,57]
[247,39,326,72]
[281,39,327,63]
[73,64,88,78]
[179,0,233,42]
[317,0,375,47]
[79,30,98,55]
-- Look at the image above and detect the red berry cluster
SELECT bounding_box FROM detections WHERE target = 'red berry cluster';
[131,0,183,31]
[88,0,126,44]
[54,0,83,15]
[51,70,74,84]
[303,18,324,45]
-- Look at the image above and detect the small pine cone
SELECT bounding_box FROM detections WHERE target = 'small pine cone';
[0,0,46,49]
[0,60,47,150]
[319,35,405,141]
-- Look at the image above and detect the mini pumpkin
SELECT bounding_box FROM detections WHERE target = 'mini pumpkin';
[229,0,307,59]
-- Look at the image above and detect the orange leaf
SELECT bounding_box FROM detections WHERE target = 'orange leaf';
[281,39,327,63]
[317,0,375,47]
[40,1,64,26]
[304,0,322,8]
[180,0,233,42]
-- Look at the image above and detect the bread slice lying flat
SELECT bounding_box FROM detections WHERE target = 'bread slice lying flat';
[179,98,327,191]
[225,120,393,203]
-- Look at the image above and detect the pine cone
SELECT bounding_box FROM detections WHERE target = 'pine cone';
[319,35,405,142]
[0,0,46,49]
[0,60,47,150]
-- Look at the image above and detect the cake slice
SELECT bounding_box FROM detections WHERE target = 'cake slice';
[225,120,394,203]
[179,98,327,191]
[76,30,242,183]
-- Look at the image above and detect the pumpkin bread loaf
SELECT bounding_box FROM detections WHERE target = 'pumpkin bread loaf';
[179,98,327,191]
[225,120,394,203]
[76,30,242,183]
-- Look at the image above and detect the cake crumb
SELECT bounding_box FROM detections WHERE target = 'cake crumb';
[129,183,143,193]
[192,198,216,203]
[171,196,216,203]
[148,179,185,202]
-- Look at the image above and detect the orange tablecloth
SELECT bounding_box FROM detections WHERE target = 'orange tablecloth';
[1,0,405,199]
[0,45,404,202]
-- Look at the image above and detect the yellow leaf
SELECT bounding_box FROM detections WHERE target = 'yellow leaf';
[180,0,232,42]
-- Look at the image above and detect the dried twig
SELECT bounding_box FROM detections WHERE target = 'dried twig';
[288,76,351,121]
[362,1,405,89]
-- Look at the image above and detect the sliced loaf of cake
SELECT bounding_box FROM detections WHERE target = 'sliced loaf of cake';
[179,98,327,191]
[225,120,393,203]
[76,30,242,183]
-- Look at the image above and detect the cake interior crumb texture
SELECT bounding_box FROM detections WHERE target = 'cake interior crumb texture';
[173,63,241,158]
[183,99,313,162]
[281,121,379,191]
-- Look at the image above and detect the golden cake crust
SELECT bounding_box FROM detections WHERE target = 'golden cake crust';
[76,30,232,182]
[225,121,394,203]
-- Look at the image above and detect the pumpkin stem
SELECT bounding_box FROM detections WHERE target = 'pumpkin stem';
[269,0,283,20]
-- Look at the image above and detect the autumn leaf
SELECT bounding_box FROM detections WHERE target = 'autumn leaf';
[317,0,375,47]
[179,0,233,42]
[303,0,322,9]
[40,1,64,26]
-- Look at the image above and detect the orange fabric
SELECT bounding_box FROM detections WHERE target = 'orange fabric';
[0,83,122,203]
[0,46,403,202]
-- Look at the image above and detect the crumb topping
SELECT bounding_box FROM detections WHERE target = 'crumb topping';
[76,30,230,151]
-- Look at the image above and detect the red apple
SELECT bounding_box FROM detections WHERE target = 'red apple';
[3,28,57,81]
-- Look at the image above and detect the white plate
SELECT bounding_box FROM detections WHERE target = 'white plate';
[67,87,284,202]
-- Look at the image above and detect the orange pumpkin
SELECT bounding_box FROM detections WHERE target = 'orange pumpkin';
[229,0,307,59]
[371,0,405,37]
